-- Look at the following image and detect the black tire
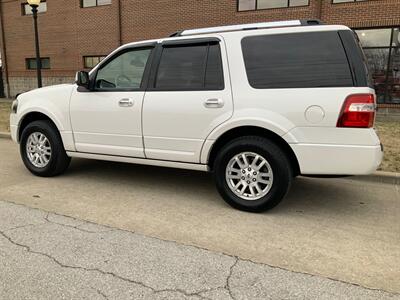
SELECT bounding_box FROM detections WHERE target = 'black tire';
[213,136,292,213]
[20,120,71,177]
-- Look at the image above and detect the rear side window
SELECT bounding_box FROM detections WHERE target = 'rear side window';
[242,32,354,89]
[155,43,224,90]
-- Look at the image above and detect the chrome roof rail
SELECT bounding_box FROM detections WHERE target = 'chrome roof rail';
[169,19,323,37]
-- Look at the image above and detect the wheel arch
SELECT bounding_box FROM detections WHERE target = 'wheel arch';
[206,126,300,176]
[18,111,61,143]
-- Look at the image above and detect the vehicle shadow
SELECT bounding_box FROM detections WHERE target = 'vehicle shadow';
[67,158,215,190]
[275,177,366,216]
[66,158,371,217]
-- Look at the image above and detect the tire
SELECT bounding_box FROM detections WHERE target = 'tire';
[213,136,292,213]
[20,120,71,177]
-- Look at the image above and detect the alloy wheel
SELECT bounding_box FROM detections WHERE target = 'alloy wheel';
[225,152,273,200]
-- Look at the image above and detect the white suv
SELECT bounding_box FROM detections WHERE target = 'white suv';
[10,20,383,212]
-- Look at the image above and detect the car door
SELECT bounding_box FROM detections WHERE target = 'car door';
[70,45,154,157]
[142,38,233,163]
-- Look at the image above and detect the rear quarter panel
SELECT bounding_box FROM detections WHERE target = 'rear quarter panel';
[201,27,381,172]
[214,27,378,144]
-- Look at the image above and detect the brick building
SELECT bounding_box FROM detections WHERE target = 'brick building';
[0,0,400,103]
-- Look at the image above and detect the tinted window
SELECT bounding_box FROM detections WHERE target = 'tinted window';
[205,44,224,90]
[155,43,224,90]
[242,32,354,89]
[95,48,151,90]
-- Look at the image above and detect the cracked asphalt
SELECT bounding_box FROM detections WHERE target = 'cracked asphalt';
[1,138,400,299]
[1,200,399,300]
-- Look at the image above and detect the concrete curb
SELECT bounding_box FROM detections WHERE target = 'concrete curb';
[0,132,11,139]
[351,171,400,185]
[0,130,398,185]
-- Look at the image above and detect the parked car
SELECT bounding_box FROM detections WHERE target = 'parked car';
[10,20,382,212]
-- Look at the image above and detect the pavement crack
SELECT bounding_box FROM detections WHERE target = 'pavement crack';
[93,288,109,300]
[0,200,117,234]
[152,288,210,299]
[3,223,42,233]
[197,257,240,300]
[2,199,399,297]
[0,229,211,300]
[225,257,239,300]
[43,212,114,234]
[0,229,155,291]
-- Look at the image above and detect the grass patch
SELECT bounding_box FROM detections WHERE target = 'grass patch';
[0,101,398,172]
[0,102,11,133]
[375,120,400,173]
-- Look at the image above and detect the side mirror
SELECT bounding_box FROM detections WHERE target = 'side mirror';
[75,71,90,89]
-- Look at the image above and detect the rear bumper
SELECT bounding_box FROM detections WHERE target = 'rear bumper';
[291,143,383,175]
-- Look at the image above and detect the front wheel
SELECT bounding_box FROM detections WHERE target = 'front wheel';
[20,120,71,177]
[213,136,292,212]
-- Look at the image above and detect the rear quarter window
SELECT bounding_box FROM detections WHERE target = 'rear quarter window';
[241,31,354,89]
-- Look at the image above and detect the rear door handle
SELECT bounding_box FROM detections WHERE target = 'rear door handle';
[119,98,134,107]
[204,98,224,108]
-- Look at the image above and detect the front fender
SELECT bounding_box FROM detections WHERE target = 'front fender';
[13,84,75,150]
[16,85,74,130]
[17,106,64,132]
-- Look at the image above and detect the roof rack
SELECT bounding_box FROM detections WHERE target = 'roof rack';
[169,19,323,37]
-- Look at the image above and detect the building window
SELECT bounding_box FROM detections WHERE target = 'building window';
[355,28,400,104]
[238,0,309,11]
[26,58,50,70]
[332,0,367,3]
[81,0,111,8]
[22,1,47,15]
[84,56,107,69]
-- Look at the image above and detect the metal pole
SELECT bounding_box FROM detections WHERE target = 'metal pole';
[0,2,11,97]
[383,29,394,103]
[118,0,122,46]
[31,5,42,88]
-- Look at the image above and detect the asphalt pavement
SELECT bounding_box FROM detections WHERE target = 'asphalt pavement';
[1,200,399,300]
[0,137,399,299]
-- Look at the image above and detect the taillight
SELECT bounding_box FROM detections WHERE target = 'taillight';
[337,94,376,128]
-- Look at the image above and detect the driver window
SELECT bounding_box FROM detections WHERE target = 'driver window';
[95,48,152,90]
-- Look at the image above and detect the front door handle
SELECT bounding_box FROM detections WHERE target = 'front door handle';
[119,98,134,107]
[204,98,224,108]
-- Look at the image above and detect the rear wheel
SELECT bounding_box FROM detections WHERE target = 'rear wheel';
[20,120,71,177]
[213,136,292,212]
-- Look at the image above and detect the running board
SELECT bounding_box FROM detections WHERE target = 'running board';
[66,151,209,172]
